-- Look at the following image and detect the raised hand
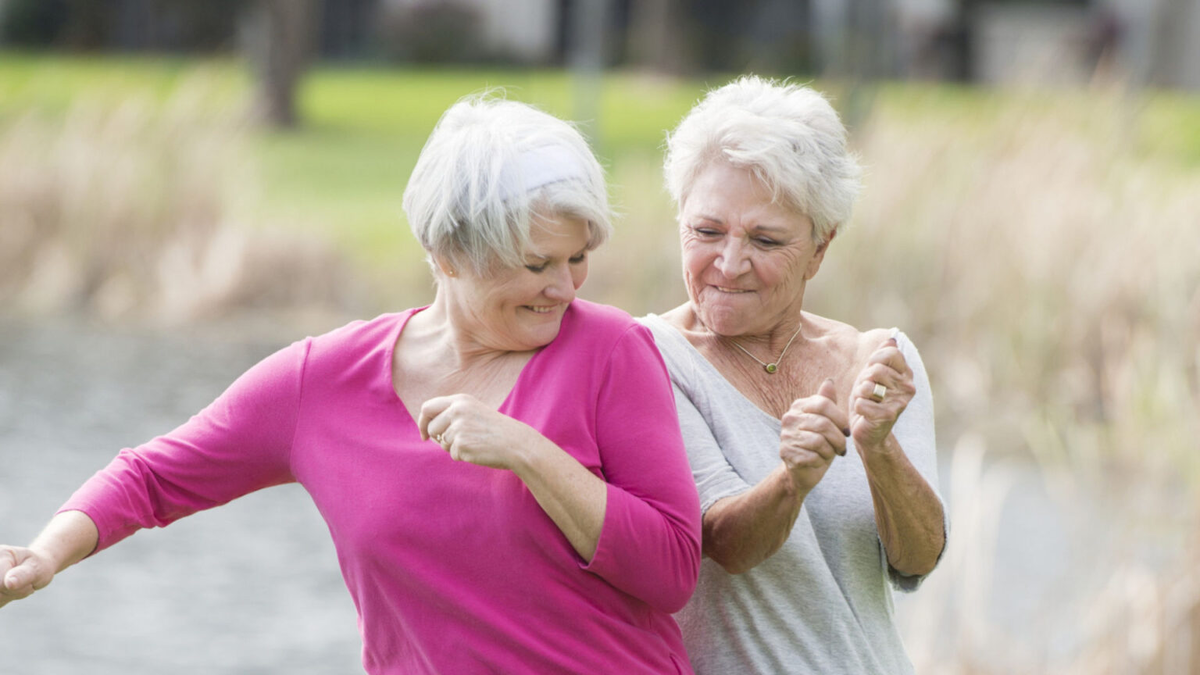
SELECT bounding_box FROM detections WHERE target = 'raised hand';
[779,378,849,494]
[849,337,915,453]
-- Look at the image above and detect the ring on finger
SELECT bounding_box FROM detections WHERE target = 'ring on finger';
[433,433,446,445]
[870,382,887,402]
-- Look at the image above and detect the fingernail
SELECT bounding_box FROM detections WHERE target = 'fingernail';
[841,427,850,437]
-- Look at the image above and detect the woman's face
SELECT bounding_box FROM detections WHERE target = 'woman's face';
[446,214,591,352]
[679,162,829,337]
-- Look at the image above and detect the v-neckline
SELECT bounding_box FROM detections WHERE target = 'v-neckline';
[643,313,784,428]
[385,306,549,432]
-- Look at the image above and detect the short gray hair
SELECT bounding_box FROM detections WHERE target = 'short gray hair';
[403,94,612,276]
[664,76,862,243]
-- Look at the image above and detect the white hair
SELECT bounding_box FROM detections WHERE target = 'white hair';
[403,94,612,276]
[664,75,862,243]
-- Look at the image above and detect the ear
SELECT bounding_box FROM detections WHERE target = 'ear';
[804,228,837,281]
[431,254,458,279]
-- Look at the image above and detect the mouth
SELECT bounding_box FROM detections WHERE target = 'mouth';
[712,286,753,294]
[524,304,561,314]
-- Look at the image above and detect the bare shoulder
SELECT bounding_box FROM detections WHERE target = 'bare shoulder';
[802,314,895,385]
[803,312,882,353]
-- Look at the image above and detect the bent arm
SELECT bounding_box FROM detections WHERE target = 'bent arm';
[860,335,946,582]
[513,436,607,563]
[702,464,807,574]
[579,327,702,614]
[0,511,99,607]
[861,435,944,577]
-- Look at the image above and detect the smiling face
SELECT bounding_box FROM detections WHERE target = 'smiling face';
[442,213,591,352]
[679,161,830,338]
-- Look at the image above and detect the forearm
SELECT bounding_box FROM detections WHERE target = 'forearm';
[861,435,945,576]
[514,438,607,563]
[703,464,807,574]
[30,510,100,573]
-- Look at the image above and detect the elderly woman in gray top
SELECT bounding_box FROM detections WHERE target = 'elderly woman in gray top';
[639,75,947,674]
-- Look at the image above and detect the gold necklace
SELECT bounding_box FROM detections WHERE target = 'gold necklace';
[726,322,804,374]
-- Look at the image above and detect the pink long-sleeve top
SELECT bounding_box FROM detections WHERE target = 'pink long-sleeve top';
[60,300,702,674]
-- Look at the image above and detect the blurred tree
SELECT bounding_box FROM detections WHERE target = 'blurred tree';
[243,0,320,129]
[0,0,69,46]
[626,0,691,74]
[377,1,484,64]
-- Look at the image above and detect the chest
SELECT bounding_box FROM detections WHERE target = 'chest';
[698,344,860,418]
[391,350,533,423]
[287,377,603,559]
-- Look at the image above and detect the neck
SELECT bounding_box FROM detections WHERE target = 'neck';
[416,297,523,370]
[727,316,806,353]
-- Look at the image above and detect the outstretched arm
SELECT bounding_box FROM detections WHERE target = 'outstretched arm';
[0,510,99,608]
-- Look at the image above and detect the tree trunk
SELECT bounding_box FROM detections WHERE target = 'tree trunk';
[246,0,319,129]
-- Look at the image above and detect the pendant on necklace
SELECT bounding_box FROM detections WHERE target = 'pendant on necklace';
[765,363,778,374]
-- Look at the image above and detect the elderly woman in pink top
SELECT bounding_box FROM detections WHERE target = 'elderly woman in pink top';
[0,96,702,674]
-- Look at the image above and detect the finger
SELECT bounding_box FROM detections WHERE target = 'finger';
[0,549,17,580]
[426,418,452,448]
[784,430,840,462]
[857,373,914,404]
[852,396,905,420]
[817,377,837,401]
[794,398,850,440]
[867,337,910,375]
[3,560,39,594]
[805,412,848,455]
[816,379,850,436]
[860,362,904,386]
[417,396,455,441]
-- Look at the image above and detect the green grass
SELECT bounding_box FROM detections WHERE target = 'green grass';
[3,51,1198,276]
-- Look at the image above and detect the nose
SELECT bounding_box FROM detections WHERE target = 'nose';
[543,265,576,303]
[714,238,751,278]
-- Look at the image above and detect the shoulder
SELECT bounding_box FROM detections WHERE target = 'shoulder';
[558,299,643,350]
[848,323,929,386]
[800,312,868,363]
[301,311,414,377]
[308,312,409,351]
[635,307,701,384]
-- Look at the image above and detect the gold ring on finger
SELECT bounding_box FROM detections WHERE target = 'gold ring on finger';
[870,383,887,402]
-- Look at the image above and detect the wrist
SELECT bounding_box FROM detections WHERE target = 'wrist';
[776,464,812,503]
[32,511,99,573]
[857,433,901,459]
[510,428,554,480]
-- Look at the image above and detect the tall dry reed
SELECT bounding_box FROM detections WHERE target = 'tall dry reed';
[834,89,1200,674]
[0,76,354,326]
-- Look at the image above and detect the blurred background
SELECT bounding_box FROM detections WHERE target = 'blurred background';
[0,0,1197,673]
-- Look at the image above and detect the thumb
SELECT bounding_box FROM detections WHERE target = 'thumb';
[817,378,851,438]
[817,377,837,402]
[4,559,36,590]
